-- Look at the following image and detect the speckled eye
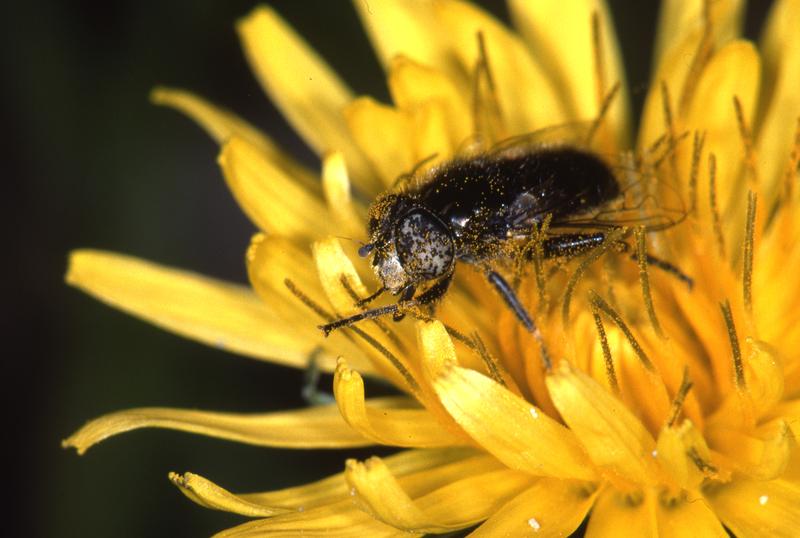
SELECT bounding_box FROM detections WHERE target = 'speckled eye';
[394,209,454,279]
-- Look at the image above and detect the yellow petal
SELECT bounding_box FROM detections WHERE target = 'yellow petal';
[169,472,288,517]
[408,100,453,165]
[66,250,317,368]
[313,236,375,317]
[215,499,413,538]
[388,55,472,151]
[756,0,800,212]
[654,493,727,538]
[313,237,416,389]
[218,136,327,238]
[344,97,414,186]
[586,488,657,537]
[243,447,481,510]
[236,6,377,194]
[333,358,460,448]
[322,151,365,240]
[638,26,703,150]
[435,0,568,134]
[685,41,760,244]
[508,0,631,146]
[470,478,599,538]
[656,422,707,491]
[707,475,800,538]
[652,0,744,73]
[62,402,377,455]
[245,233,377,375]
[766,399,800,438]
[352,0,462,83]
[150,86,318,192]
[546,361,660,488]
[428,356,596,480]
[345,455,532,533]
[705,419,792,480]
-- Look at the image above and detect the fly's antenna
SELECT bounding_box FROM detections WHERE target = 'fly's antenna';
[358,242,374,257]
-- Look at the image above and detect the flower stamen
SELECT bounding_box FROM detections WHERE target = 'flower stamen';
[719,299,745,390]
[635,226,664,338]
[585,81,620,148]
[284,278,420,393]
[338,275,406,352]
[708,153,726,258]
[562,227,627,327]
[589,289,655,372]
[734,96,759,188]
[742,191,757,316]
[782,117,800,200]
[659,81,679,179]
[589,294,619,393]
[688,131,706,216]
[590,11,606,116]
[687,446,718,476]
[665,366,693,428]
[678,0,714,115]
[472,31,504,144]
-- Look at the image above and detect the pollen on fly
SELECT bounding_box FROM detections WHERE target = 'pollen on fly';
[317,118,694,370]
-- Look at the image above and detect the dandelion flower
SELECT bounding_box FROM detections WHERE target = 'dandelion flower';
[65,1,800,536]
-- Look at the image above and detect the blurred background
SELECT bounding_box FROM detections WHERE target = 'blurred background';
[7,1,768,536]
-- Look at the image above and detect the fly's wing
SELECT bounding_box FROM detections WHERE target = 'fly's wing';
[547,163,689,232]
[487,121,597,158]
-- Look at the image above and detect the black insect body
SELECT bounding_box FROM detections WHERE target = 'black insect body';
[319,145,683,367]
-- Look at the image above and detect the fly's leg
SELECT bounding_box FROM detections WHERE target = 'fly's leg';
[319,272,454,336]
[392,285,417,322]
[540,232,693,288]
[541,233,607,259]
[486,270,552,371]
[356,285,386,308]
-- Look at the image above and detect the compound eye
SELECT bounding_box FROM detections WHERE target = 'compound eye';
[394,209,454,279]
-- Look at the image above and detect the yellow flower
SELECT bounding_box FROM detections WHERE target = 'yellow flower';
[64,1,800,536]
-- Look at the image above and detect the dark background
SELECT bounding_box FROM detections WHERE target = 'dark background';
[6,1,768,536]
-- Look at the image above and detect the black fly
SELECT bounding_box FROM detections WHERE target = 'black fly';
[318,141,689,368]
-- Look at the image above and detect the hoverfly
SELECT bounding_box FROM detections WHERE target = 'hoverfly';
[318,123,690,369]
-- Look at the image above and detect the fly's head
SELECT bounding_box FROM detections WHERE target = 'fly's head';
[360,193,455,293]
